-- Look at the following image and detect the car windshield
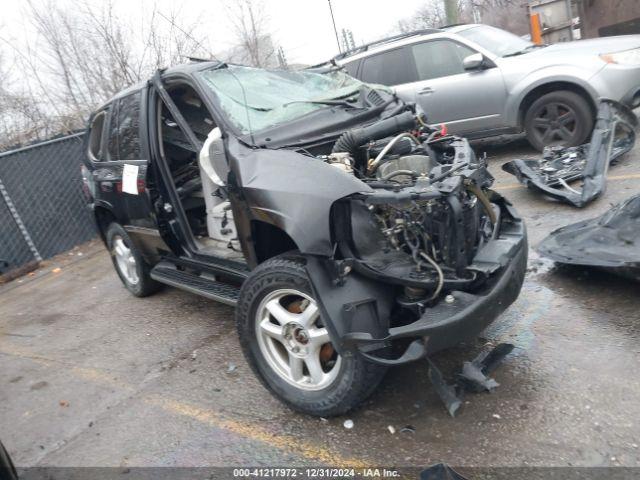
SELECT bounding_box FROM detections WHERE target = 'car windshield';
[457,25,534,57]
[198,65,377,134]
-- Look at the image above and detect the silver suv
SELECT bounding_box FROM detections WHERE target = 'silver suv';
[332,24,640,150]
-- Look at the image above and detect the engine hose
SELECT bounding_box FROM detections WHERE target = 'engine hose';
[331,111,417,157]
[465,183,497,225]
[419,252,444,301]
[380,169,419,181]
[331,130,360,157]
[369,132,421,174]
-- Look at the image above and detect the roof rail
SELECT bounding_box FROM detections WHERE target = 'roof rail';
[439,23,470,29]
[332,28,442,61]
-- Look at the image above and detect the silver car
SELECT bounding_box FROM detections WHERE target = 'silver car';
[334,24,640,150]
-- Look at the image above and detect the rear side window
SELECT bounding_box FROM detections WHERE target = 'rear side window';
[360,48,415,86]
[107,91,142,160]
[88,110,107,161]
[342,59,361,78]
[411,40,476,81]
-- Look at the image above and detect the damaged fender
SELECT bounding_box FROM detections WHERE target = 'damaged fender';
[503,99,638,208]
[226,136,372,257]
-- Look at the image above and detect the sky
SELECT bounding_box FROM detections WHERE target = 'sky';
[0,0,430,67]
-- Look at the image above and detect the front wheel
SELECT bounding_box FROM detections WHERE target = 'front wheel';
[236,256,387,417]
[524,90,594,151]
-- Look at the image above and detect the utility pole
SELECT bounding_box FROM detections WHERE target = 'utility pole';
[341,28,356,52]
[276,46,288,70]
[327,0,342,54]
[444,0,458,25]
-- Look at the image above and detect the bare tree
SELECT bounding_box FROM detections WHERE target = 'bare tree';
[0,0,211,150]
[397,0,449,31]
[224,0,277,68]
[470,0,529,35]
[396,0,527,33]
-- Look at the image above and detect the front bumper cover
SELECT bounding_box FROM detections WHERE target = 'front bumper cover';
[306,200,527,366]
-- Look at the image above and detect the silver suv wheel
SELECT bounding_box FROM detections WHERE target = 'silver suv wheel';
[112,235,139,285]
[255,288,341,391]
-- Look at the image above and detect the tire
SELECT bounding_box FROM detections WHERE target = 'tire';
[524,90,594,151]
[0,440,17,480]
[236,255,387,417]
[105,222,161,297]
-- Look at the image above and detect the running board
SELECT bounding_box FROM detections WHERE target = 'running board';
[150,262,240,306]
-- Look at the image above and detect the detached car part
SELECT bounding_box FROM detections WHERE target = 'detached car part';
[538,194,640,281]
[503,99,638,208]
[420,463,469,480]
[428,343,514,417]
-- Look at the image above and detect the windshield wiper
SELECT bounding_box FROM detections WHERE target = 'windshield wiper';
[282,99,360,109]
[503,44,547,57]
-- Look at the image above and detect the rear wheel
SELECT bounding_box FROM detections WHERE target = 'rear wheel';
[524,90,593,151]
[236,256,387,416]
[106,223,161,297]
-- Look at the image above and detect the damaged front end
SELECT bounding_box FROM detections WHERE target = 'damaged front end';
[302,117,528,365]
[538,194,640,281]
[503,99,638,208]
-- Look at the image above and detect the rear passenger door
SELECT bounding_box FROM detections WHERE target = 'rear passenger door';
[97,90,165,251]
[402,40,508,134]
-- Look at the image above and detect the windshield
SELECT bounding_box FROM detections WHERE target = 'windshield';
[197,65,378,134]
[457,25,534,57]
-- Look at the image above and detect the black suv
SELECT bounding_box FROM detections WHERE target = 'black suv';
[82,62,527,416]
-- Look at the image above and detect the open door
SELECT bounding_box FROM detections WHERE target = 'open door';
[149,73,244,265]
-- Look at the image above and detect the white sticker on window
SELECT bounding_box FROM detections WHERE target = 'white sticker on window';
[122,164,139,195]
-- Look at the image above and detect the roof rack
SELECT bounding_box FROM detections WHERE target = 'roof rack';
[332,28,442,61]
[439,23,470,29]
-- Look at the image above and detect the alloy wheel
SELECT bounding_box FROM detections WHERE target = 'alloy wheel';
[112,236,139,285]
[255,288,341,391]
[531,102,578,145]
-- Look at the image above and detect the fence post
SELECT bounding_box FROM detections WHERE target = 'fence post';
[0,175,43,262]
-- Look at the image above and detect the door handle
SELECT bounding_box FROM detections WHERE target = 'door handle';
[418,87,434,95]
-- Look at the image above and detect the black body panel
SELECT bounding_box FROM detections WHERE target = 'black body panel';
[227,136,372,256]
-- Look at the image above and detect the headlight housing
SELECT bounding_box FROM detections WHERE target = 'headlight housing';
[600,47,640,66]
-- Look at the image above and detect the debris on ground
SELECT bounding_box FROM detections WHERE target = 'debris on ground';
[420,463,468,480]
[387,425,396,434]
[52,267,62,274]
[456,343,514,393]
[226,362,237,373]
[503,99,637,208]
[343,419,354,429]
[58,400,69,407]
[400,425,416,434]
[538,194,640,281]
[428,343,514,417]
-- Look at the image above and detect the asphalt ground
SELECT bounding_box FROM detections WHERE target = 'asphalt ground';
[2,135,640,479]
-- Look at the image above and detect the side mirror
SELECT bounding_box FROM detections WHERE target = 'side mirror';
[463,53,485,71]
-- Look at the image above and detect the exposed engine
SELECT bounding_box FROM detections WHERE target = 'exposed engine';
[324,111,499,306]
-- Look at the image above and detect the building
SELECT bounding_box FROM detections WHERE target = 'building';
[577,0,640,38]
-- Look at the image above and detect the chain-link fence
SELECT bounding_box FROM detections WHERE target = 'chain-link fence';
[0,133,97,275]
